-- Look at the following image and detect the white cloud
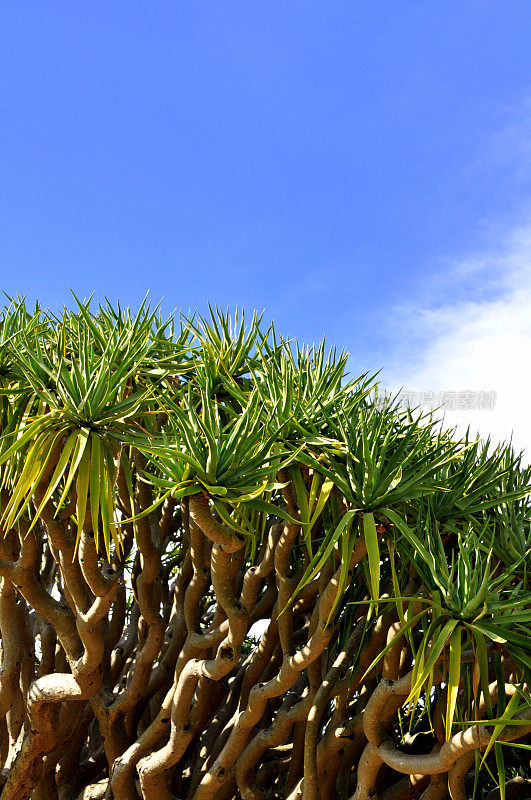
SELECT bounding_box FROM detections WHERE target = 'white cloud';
[382,224,531,460]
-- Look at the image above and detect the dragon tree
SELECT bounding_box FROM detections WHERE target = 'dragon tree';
[0,298,529,800]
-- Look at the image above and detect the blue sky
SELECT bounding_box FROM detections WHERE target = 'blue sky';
[1,2,531,452]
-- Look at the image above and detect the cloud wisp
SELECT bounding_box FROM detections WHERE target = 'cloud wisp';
[381,223,531,459]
